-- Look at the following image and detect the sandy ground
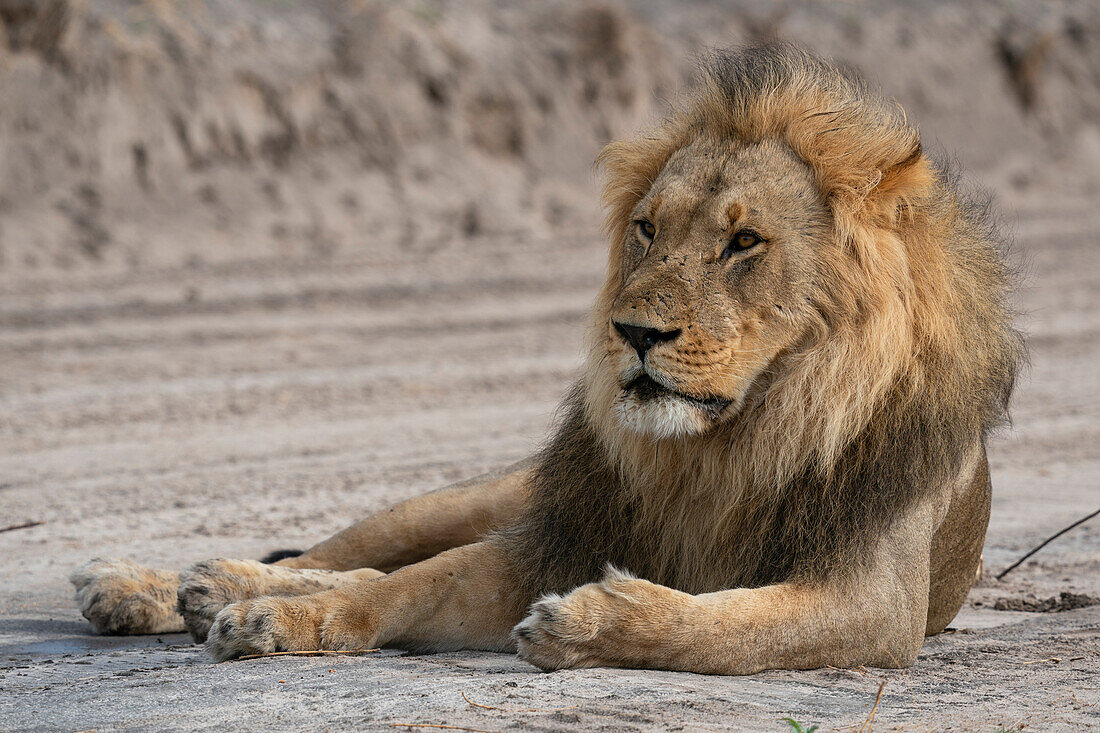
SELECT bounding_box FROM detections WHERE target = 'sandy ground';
[1,1,1099,731]
[2,196,1098,731]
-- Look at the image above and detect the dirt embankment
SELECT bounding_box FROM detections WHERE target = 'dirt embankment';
[1,0,1099,283]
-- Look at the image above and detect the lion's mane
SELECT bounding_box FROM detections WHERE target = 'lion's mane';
[502,45,1023,599]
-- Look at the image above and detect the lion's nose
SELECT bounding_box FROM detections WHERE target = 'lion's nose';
[613,321,681,362]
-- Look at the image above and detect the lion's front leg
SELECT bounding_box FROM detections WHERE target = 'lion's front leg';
[515,498,940,675]
[205,540,528,661]
[514,568,926,674]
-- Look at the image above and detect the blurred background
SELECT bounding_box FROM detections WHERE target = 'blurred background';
[1,1,1098,727]
[2,0,1099,274]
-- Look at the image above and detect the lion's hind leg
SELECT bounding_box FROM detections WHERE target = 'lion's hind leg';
[176,559,383,642]
[70,558,186,635]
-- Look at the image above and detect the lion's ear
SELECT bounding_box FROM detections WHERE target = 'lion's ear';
[865,141,935,223]
[596,139,646,244]
[596,133,679,245]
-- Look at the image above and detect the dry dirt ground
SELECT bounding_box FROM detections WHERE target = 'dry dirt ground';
[1,1,1099,731]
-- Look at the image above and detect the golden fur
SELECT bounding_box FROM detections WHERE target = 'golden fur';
[72,45,1021,674]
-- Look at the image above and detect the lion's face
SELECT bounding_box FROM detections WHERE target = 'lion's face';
[598,137,832,439]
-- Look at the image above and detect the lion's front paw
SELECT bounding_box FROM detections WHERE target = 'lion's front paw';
[178,558,351,643]
[512,593,591,670]
[70,558,185,635]
[513,567,679,671]
[177,559,269,642]
[205,597,326,661]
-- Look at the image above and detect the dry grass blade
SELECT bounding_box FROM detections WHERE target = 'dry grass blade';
[825,664,868,678]
[233,648,380,661]
[388,724,497,733]
[856,680,886,733]
[996,506,1100,580]
[1020,657,1062,665]
[0,521,44,534]
[460,690,579,713]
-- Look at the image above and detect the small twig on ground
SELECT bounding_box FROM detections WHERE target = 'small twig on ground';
[996,506,1100,580]
[388,724,497,733]
[233,648,380,661]
[825,664,869,678]
[460,690,578,713]
[1020,657,1061,665]
[0,520,44,534]
[856,680,886,733]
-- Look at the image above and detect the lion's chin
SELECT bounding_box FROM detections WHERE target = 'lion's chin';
[612,375,732,439]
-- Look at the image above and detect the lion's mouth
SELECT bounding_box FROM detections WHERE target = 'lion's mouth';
[622,373,733,415]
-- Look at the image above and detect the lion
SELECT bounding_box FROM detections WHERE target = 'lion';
[70,44,1022,673]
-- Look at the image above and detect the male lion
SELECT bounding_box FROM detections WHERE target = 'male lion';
[71,44,1021,673]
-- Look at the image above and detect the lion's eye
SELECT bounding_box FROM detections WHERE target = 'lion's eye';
[722,230,763,258]
[635,220,656,242]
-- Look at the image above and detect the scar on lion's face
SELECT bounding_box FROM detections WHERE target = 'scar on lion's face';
[602,137,832,438]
